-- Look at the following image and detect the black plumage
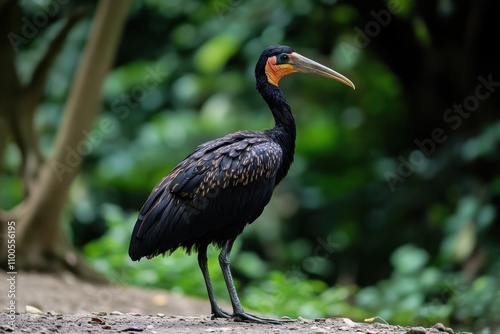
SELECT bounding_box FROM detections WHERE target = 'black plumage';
[130,131,285,256]
[129,45,354,323]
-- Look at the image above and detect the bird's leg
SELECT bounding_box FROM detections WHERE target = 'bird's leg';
[198,245,231,319]
[219,239,282,324]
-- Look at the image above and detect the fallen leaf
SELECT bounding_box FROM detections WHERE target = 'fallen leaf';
[364,316,389,324]
[25,305,43,315]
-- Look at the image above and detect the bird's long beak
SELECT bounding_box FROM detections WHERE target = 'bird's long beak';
[290,52,355,89]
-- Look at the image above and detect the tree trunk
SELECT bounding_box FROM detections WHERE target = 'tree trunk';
[0,0,131,282]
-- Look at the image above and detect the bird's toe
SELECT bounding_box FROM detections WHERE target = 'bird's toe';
[211,307,232,319]
[232,311,282,324]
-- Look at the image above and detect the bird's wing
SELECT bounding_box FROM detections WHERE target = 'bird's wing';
[171,135,280,196]
[129,133,283,260]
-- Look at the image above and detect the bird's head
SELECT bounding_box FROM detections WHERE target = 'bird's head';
[256,45,355,90]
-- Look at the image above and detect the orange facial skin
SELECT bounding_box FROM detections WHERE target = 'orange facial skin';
[265,55,297,86]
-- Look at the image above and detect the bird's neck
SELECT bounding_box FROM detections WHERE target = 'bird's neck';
[261,85,296,184]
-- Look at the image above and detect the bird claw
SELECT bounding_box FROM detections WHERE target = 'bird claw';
[211,308,232,319]
[231,311,284,324]
[211,307,290,324]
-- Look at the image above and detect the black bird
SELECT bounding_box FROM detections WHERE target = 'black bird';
[129,45,355,323]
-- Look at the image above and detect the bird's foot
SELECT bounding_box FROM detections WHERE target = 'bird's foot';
[231,311,286,324]
[211,307,232,320]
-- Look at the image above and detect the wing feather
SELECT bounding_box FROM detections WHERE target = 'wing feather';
[129,132,283,260]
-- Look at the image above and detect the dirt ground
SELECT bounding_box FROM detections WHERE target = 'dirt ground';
[0,271,473,334]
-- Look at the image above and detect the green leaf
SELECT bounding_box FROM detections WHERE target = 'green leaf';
[391,244,429,274]
[194,34,241,74]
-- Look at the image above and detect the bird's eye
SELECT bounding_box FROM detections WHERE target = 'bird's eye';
[277,53,289,63]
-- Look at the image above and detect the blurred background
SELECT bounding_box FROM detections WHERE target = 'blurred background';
[1,0,499,332]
